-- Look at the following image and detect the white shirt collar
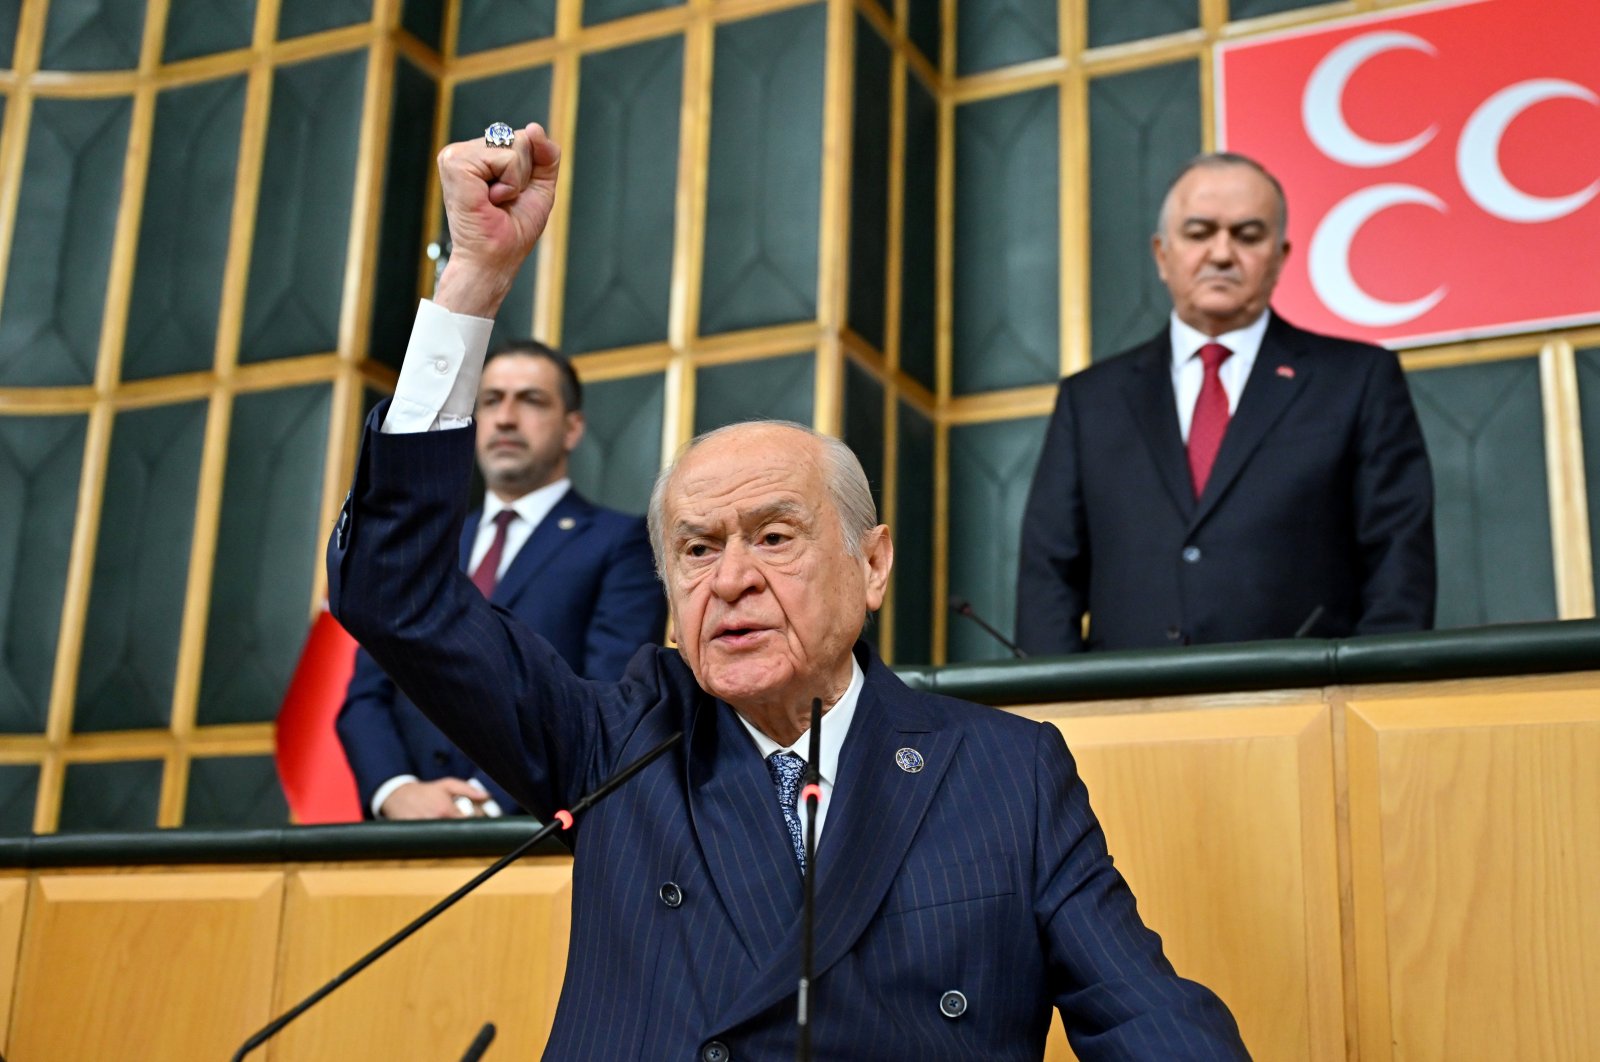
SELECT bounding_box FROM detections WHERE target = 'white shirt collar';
[482,477,571,530]
[1168,307,1272,369]
[736,654,863,787]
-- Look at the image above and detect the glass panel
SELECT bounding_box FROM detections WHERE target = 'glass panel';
[240,51,368,364]
[0,415,85,733]
[401,0,445,50]
[0,5,18,68]
[0,765,38,835]
[0,96,132,386]
[59,760,162,831]
[957,0,1054,76]
[1230,0,1327,20]
[568,373,665,516]
[125,76,247,380]
[584,0,684,26]
[199,385,331,726]
[164,0,256,61]
[900,75,937,391]
[1573,348,1600,605]
[456,0,554,56]
[700,5,826,336]
[953,87,1059,394]
[694,353,814,434]
[368,58,438,370]
[75,402,208,732]
[1087,0,1197,50]
[40,0,145,71]
[1088,60,1200,360]
[185,755,290,828]
[907,0,940,70]
[894,401,934,665]
[449,66,552,344]
[848,15,891,353]
[277,0,371,39]
[844,359,886,518]
[1409,359,1556,627]
[563,36,682,354]
[946,416,1046,662]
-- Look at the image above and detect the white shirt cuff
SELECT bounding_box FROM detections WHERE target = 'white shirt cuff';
[371,774,420,818]
[382,299,495,434]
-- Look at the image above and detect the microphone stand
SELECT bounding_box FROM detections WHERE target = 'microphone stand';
[459,1021,496,1061]
[230,731,684,1061]
[796,696,823,1062]
[948,596,1028,659]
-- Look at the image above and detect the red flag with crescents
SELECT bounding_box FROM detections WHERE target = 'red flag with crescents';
[274,607,362,823]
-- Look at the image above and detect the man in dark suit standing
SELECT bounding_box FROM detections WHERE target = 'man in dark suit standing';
[1017,152,1435,654]
[336,339,665,819]
[328,123,1249,1058]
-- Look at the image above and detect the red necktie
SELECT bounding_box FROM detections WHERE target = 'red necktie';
[1187,342,1233,498]
[470,510,517,597]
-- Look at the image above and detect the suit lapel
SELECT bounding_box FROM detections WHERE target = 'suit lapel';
[1190,315,1311,529]
[1120,334,1196,522]
[714,651,960,1031]
[458,513,477,571]
[491,489,592,605]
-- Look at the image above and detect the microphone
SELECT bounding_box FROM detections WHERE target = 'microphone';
[460,1022,496,1061]
[796,696,823,1062]
[231,731,684,1061]
[1293,604,1325,639]
[948,596,1028,659]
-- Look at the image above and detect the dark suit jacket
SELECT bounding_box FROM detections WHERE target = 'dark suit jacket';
[328,406,1249,1060]
[1017,312,1435,654]
[336,485,665,816]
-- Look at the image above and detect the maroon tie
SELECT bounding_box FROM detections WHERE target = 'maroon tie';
[1187,342,1233,498]
[469,510,517,597]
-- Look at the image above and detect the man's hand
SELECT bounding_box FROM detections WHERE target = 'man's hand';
[378,777,490,819]
[433,121,562,319]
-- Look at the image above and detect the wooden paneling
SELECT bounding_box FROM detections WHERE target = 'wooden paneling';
[9,870,282,1061]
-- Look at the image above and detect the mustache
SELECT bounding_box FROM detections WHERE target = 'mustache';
[485,432,527,448]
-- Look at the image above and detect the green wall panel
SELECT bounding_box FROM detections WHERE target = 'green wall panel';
[700,4,825,337]
[241,51,367,364]
[278,0,371,39]
[0,415,85,733]
[0,765,37,835]
[1088,0,1196,49]
[946,416,1045,662]
[125,76,246,381]
[0,96,131,387]
[75,402,208,733]
[198,385,332,726]
[953,87,1059,394]
[562,36,682,355]
[848,15,891,353]
[1089,60,1199,361]
[1575,348,1600,604]
[401,0,445,50]
[957,0,1054,76]
[456,0,554,56]
[907,0,941,70]
[694,353,814,435]
[450,66,552,345]
[568,372,665,516]
[0,6,17,67]
[1231,0,1327,20]
[185,754,289,828]
[900,74,937,392]
[40,0,145,70]
[164,0,256,62]
[1409,359,1556,628]
[368,57,438,370]
[844,359,886,519]
[59,760,162,832]
[893,400,934,665]
[584,0,684,26]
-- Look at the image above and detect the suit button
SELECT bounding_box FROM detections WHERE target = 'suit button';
[433,750,451,765]
[701,1041,730,1062]
[1182,545,1202,563]
[659,882,683,908]
[939,989,967,1018]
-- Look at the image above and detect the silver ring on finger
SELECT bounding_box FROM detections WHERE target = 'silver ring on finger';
[484,121,515,148]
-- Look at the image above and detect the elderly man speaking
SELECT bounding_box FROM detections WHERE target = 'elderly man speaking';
[329,122,1248,1061]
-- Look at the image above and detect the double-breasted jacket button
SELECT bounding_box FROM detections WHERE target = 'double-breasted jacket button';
[700,1040,730,1062]
[1182,545,1202,563]
[939,989,968,1018]
[659,881,683,908]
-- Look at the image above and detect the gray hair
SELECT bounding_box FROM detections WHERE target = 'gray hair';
[1155,151,1289,245]
[646,420,879,578]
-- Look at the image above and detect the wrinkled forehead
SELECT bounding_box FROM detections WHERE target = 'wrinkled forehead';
[1166,164,1283,228]
[665,425,829,525]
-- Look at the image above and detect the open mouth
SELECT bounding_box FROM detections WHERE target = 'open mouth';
[714,626,769,646]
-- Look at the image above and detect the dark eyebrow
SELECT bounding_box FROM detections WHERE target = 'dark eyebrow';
[744,500,807,527]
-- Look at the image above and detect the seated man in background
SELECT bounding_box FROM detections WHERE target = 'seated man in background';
[337,339,666,819]
[1017,152,1435,654]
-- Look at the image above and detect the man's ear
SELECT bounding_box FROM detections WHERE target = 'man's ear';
[564,410,586,453]
[862,525,894,612]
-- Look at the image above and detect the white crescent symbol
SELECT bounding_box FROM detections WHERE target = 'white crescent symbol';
[1309,184,1447,327]
[1458,79,1600,222]
[1303,31,1437,167]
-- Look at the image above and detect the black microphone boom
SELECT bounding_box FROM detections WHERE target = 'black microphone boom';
[460,1021,496,1062]
[230,730,684,1061]
[796,696,823,1062]
[948,596,1028,659]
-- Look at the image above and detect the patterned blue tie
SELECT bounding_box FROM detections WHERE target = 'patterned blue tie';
[765,751,807,872]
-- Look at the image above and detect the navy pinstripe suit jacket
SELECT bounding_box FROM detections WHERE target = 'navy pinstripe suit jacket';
[329,405,1249,1061]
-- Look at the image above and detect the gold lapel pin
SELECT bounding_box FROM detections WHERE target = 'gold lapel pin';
[558,517,576,530]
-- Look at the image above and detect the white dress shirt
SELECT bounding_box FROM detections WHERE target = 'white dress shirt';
[1168,309,1271,442]
[468,478,572,581]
